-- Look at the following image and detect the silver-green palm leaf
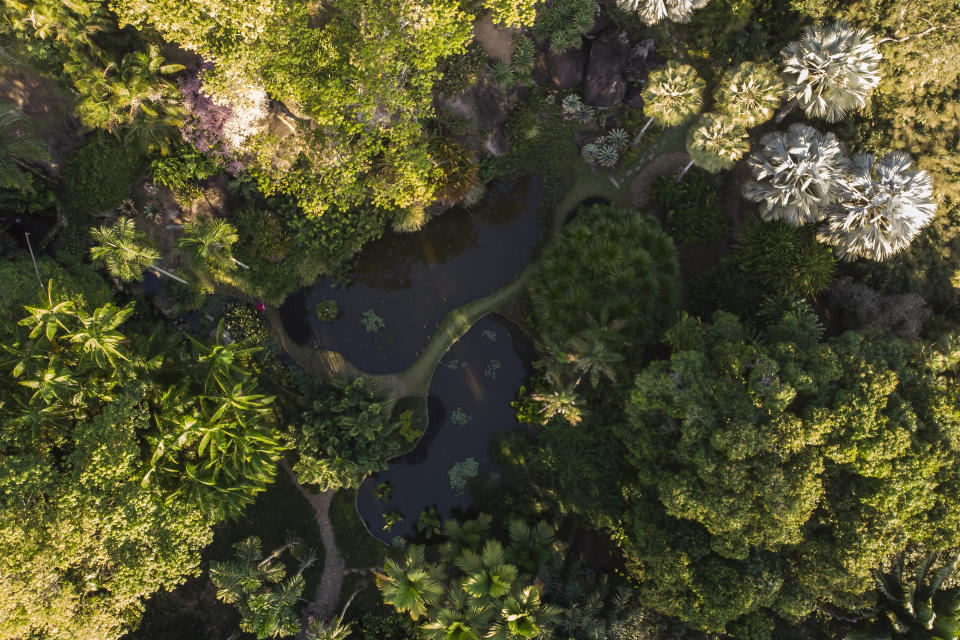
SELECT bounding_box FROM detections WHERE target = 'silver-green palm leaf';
[642,62,705,129]
[819,151,936,261]
[743,123,848,226]
[781,20,881,123]
[714,61,783,128]
[685,113,749,174]
[617,0,710,26]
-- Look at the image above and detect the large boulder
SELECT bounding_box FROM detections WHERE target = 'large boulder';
[436,76,509,132]
[584,29,630,107]
[546,47,587,90]
[625,84,646,109]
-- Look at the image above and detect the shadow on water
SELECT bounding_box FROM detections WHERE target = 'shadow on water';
[279,178,543,373]
[356,315,533,543]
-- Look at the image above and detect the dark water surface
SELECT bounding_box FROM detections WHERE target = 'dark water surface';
[356,315,532,542]
[279,179,543,373]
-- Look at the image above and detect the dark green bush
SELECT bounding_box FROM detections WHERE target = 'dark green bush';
[315,299,339,322]
[650,168,728,245]
[149,144,219,197]
[62,134,143,215]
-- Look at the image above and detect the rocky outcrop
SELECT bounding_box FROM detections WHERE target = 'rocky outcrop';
[436,75,510,133]
[546,47,587,90]
[584,30,630,107]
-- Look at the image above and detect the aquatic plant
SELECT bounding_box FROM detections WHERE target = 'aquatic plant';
[375,481,393,501]
[484,358,502,379]
[359,309,385,333]
[483,329,497,342]
[416,506,443,539]
[451,407,472,426]
[383,510,404,532]
[448,458,480,496]
[315,299,339,322]
[391,536,407,549]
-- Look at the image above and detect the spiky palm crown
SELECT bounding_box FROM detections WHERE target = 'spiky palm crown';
[743,123,848,226]
[89,217,160,282]
[715,61,783,128]
[642,62,705,128]
[819,152,936,261]
[685,113,749,173]
[781,20,881,123]
[617,0,710,26]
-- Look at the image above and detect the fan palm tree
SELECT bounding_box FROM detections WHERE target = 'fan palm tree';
[635,62,705,143]
[90,217,186,283]
[743,123,848,226]
[422,581,493,640]
[0,103,50,190]
[564,332,624,389]
[818,151,936,261]
[714,62,783,128]
[455,540,518,602]
[179,218,248,274]
[680,113,749,179]
[377,545,445,620]
[617,0,710,26]
[505,520,555,575]
[780,21,882,123]
[489,585,562,640]
[441,514,493,562]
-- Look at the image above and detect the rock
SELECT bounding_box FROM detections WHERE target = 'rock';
[546,47,586,90]
[625,84,646,109]
[584,14,613,39]
[484,128,510,157]
[584,30,631,107]
[532,51,551,87]
[575,131,603,150]
[436,76,509,132]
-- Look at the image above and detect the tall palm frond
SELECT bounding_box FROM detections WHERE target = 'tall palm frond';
[489,585,562,640]
[505,520,555,574]
[781,20,881,123]
[818,151,936,261]
[89,217,161,282]
[179,218,241,274]
[743,123,848,226]
[377,545,445,620]
[641,62,706,129]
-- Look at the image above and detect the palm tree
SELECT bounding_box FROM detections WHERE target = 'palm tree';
[89,217,186,283]
[455,540,518,602]
[303,587,361,640]
[489,585,562,640]
[441,514,493,562]
[377,545,445,620]
[564,332,623,389]
[69,45,185,152]
[635,62,705,144]
[69,302,134,368]
[422,581,492,640]
[179,218,248,274]
[189,320,262,393]
[505,520,555,574]
[780,21,882,123]
[743,123,848,226]
[680,113,749,179]
[18,286,76,342]
[617,0,710,26]
[0,103,50,190]
[714,62,783,128]
[847,552,960,639]
[530,372,583,426]
[818,151,936,261]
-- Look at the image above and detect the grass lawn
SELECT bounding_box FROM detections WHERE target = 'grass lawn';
[329,488,400,570]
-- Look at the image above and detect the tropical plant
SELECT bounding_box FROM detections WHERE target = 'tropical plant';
[416,507,443,540]
[714,62,783,128]
[0,103,49,191]
[564,330,624,389]
[292,377,400,491]
[681,113,749,178]
[637,62,705,141]
[651,168,728,245]
[490,585,562,640]
[209,536,309,639]
[69,45,186,152]
[440,513,493,562]
[616,0,710,26]
[529,373,583,427]
[377,545,445,620]
[90,217,182,283]
[819,152,936,261]
[179,218,247,276]
[781,20,882,123]
[505,520,555,574]
[743,123,848,226]
[449,458,480,496]
[533,0,595,54]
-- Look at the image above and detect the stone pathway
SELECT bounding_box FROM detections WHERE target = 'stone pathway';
[628,152,690,208]
[282,462,349,628]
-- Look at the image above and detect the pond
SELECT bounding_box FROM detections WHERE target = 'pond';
[355,314,533,543]
[279,178,543,373]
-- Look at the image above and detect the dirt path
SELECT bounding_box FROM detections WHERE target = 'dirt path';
[473,14,514,63]
[282,462,349,627]
[628,152,690,208]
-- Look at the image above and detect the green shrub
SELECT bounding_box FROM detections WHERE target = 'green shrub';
[315,299,339,322]
[650,168,728,245]
[529,203,680,348]
[62,134,143,215]
[150,144,218,197]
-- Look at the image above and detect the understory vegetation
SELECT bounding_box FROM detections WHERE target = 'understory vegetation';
[2,0,960,639]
